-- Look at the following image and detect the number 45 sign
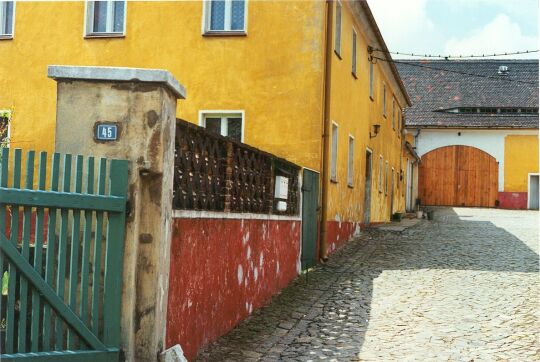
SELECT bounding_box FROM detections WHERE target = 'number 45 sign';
[95,123,119,141]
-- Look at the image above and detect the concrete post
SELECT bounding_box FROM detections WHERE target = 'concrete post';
[49,66,186,361]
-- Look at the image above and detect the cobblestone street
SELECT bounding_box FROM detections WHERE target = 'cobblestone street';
[196,208,539,361]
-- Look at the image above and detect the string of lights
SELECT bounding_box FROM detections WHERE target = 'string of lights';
[371,48,539,59]
[370,56,539,85]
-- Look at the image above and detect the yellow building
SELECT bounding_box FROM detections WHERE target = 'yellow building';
[0,0,413,258]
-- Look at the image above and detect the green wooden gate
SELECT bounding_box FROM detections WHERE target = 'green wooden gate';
[0,149,128,361]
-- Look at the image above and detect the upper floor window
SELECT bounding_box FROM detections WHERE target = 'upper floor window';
[382,84,387,117]
[0,1,14,38]
[334,1,341,57]
[200,111,244,142]
[369,62,374,99]
[351,29,357,77]
[204,0,247,33]
[392,99,396,130]
[86,1,126,36]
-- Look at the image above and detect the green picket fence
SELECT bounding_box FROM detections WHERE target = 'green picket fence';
[0,149,128,361]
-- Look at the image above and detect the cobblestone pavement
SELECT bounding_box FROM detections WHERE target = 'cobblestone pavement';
[196,208,539,361]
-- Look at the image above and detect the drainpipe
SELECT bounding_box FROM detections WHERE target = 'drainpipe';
[319,0,333,261]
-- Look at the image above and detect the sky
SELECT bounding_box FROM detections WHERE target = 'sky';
[369,0,539,59]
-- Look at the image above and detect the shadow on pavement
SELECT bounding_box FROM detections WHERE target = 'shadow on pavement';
[196,207,538,361]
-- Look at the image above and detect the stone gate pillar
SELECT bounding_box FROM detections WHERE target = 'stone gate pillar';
[49,66,186,361]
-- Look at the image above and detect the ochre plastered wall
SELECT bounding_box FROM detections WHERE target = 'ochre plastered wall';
[504,135,539,192]
[324,0,407,246]
[0,1,325,171]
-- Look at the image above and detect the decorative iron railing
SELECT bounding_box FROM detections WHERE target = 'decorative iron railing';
[173,119,300,215]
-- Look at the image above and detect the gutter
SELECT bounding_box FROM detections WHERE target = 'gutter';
[405,141,421,163]
[319,0,333,261]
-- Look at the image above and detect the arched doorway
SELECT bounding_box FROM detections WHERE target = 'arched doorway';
[419,145,498,207]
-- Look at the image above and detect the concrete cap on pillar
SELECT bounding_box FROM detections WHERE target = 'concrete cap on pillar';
[48,65,186,99]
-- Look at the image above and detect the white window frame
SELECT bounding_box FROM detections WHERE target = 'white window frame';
[382,84,387,117]
[0,1,15,39]
[347,135,354,187]
[203,0,248,34]
[0,109,11,147]
[334,0,342,57]
[199,110,245,142]
[84,0,127,37]
[378,155,383,193]
[330,121,339,182]
[351,28,357,76]
[385,161,389,195]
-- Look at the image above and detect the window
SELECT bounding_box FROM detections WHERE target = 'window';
[398,111,401,137]
[85,1,126,36]
[347,135,354,187]
[385,161,389,195]
[334,1,341,57]
[330,122,338,182]
[205,0,247,33]
[351,29,357,76]
[200,111,243,142]
[369,62,374,99]
[0,1,14,38]
[392,99,395,130]
[382,84,387,117]
[378,155,383,192]
[0,110,10,147]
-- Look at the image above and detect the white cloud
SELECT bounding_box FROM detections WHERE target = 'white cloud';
[444,14,538,58]
[368,0,443,56]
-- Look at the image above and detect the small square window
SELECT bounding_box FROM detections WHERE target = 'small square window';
[86,1,126,36]
[0,1,14,38]
[205,0,247,33]
[201,112,243,142]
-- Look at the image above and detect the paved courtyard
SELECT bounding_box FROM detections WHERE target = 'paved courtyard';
[196,208,539,361]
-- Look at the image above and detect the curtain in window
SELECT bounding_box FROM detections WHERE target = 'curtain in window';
[231,0,245,31]
[113,1,125,33]
[93,1,108,32]
[210,0,225,30]
[1,1,13,35]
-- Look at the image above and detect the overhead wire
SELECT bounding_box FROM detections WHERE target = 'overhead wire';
[371,48,539,59]
[370,56,539,85]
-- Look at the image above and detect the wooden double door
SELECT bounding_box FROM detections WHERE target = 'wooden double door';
[419,145,498,207]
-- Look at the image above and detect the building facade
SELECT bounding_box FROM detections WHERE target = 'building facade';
[399,60,539,210]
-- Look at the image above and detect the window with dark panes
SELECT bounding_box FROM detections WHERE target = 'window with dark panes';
[202,113,243,142]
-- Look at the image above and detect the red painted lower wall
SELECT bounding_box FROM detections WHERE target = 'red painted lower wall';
[498,192,528,209]
[166,217,301,360]
[325,220,362,255]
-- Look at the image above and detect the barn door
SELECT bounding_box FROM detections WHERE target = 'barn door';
[419,145,498,207]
